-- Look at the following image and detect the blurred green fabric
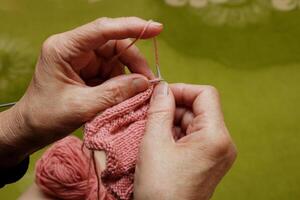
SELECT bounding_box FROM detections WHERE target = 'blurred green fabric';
[0,0,299,199]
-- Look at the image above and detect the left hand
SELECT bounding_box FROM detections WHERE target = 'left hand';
[0,17,163,167]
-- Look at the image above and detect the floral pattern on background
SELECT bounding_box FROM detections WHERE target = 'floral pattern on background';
[164,0,300,26]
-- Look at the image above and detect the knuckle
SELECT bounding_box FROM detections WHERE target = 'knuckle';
[203,85,219,96]
[93,17,112,40]
[176,83,187,88]
[173,83,186,90]
[100,85,125,106]
[64,94,91,122]
[175,83,186,93]
[229,145,238,162]
[147,105,171,126]
[146,110,171,134]
[148,99,172,118]
[210,134,233,158]
[41,34,60,55]
[94,17,110,28]
[187,116,204,133]
[125,16,140,22]
[68,95,108,123]
[148,108,170,120]
[222,143,238,167]
[117,16,140,24]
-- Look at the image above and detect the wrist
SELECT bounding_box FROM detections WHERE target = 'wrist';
[0,104,33,168]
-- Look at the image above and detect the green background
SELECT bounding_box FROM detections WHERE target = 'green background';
[0,0,299,199]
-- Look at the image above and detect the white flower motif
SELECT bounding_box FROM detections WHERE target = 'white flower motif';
[165,0,189,7]
[271,0,298,11]
[194,0,271,27]
[189,0,209,8]
[164,0,272,27]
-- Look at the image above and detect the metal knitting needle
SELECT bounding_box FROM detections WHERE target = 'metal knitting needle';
[0,102,17,108]
[149,37,164,83]
[154,37,163,81]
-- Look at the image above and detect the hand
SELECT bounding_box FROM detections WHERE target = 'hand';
[0,17,163,167]
[134,83,237,200]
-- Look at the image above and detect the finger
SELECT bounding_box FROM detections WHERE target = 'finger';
[144,82,175,145]
[95,40,121,79]
[80,51,102,80]
[80,40,117,80]
[85,74,150,114]
[100,59,121,79]
[174,107,194,133]
[115,39,154,79]
[181,111,195,133]
[61,17,163,57]
[96,39,154,79]
[174,107,193,124]
[96,40,117,59]
[181,111,194,132]
[172,126,185,140]
[82,60,124,86]
[170,83,203,107]
[174,107,186,125]
[110,64,125,78]
[170,83,224,134]
[172,84,235,160]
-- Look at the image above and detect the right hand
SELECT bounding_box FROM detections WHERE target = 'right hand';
[134,83,237,200]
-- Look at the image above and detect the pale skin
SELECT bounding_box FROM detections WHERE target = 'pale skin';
[0,16,237,199]
[135,82,237,200]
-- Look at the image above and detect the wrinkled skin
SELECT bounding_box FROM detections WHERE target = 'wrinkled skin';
[1,16,236,200]
[134,83,237,200]
[0,17,162,168]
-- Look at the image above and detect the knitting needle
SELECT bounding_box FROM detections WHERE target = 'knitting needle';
[149,37,164,84]
[153,37,163,81]
[0,102,17,108]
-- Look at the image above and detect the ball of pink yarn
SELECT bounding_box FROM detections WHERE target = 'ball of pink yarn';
[35,136,112,200]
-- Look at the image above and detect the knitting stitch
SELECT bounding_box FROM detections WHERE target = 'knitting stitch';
[84,86,153,199]
[35,86,154,200]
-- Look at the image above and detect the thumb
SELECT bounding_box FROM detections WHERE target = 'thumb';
[144,82,175,145]
[87,74,150,113]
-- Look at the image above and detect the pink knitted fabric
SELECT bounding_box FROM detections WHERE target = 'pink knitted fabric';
[35,86,154,200]
[83,86,154,199]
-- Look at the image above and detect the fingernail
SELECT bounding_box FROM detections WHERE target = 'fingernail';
[133,77,149,92]
[151,21,163,27]
[153,82,168,98]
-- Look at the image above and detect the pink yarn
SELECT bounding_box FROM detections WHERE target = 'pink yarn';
[35,87,154,200]
[84,87,153,199]
[35,136,114,200]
